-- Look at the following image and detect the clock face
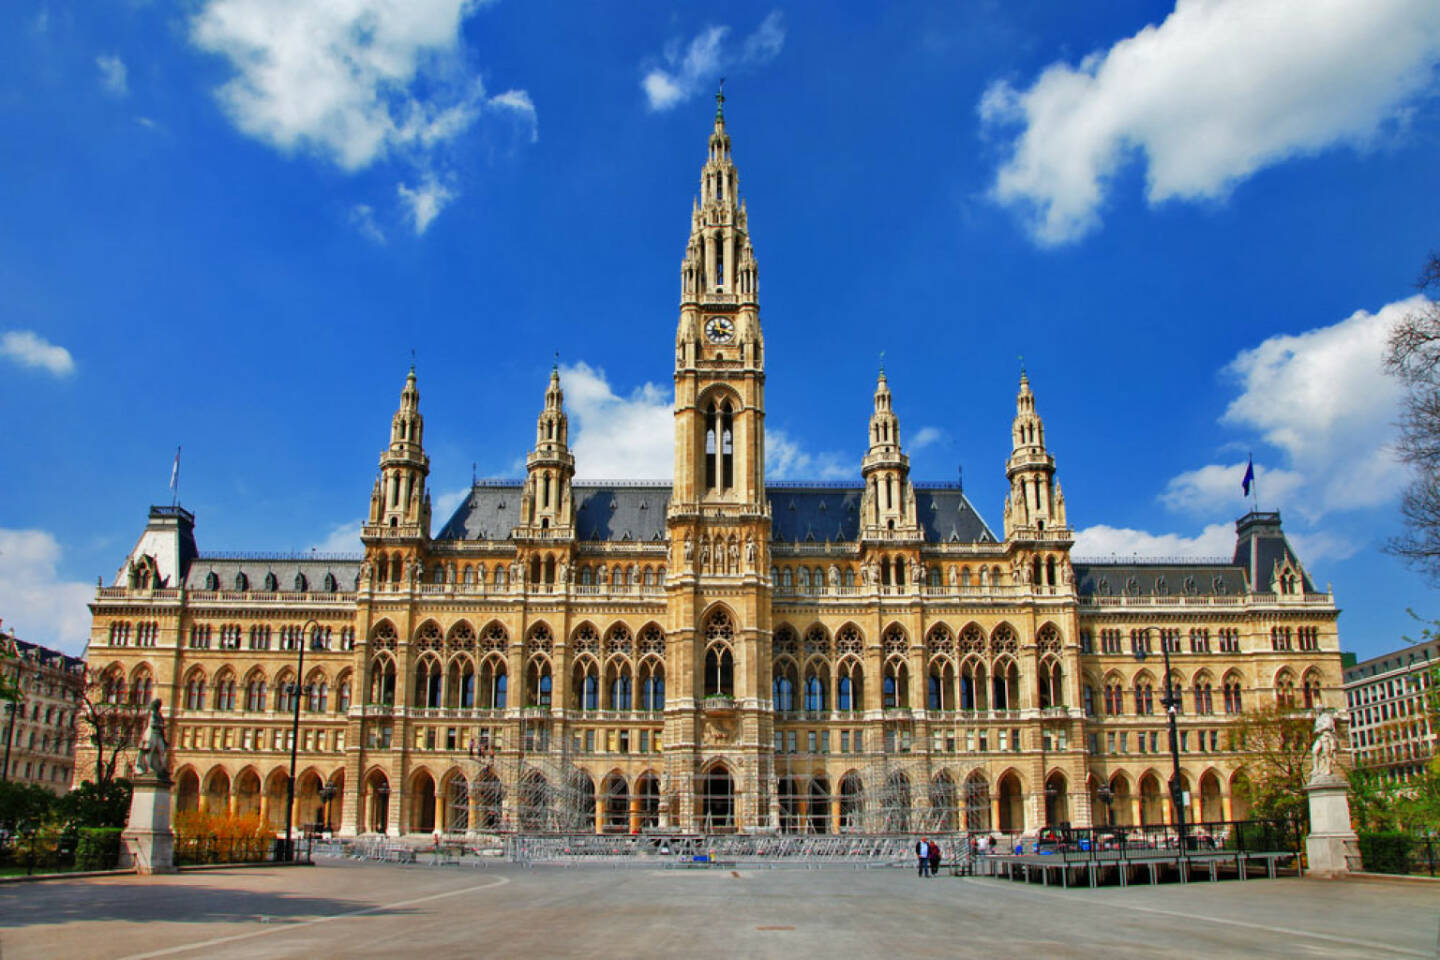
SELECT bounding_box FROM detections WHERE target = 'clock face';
[705,316,736,343]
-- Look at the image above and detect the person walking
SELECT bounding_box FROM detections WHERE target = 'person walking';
[927,838,942,877]
[915,837,931,877]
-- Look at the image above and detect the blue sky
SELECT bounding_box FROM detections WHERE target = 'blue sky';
[3,0,1440,659]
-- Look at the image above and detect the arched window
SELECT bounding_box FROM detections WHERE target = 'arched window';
[479,657,507,709]
[772,661,796,712]
[704,611,735,697]
[1193,680,1214,715]
[639,661,665,711]
[1302,673,1322,708]
[882,660,908,709]
[1223,677,1243,714]
[1134,679,1155,715]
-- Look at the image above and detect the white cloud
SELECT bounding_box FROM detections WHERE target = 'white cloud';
[489,88,538,142]
[561,362,674,479]
[190,0,533,233]
[96,53,128,97]
[309,518,363,555]
[768,429,852,481]
[348,203,385,243]
[559,361,849,482]
[642,11,786,111]
[1160,460,1305,515]
[1073,522,1235,560]
[909,426,944,453]
[397,176,454,234]
[1219,296,1416,514]
[0,529,95,655]
[433,486,469,521]
[1,330,74,376]
[191,0,479,169]
[980,0,1440,245]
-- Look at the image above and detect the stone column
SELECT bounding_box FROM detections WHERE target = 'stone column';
[830,797,842,835]
[628,796,641,835]
[1304,773,1358,878]
[120,775,176,875]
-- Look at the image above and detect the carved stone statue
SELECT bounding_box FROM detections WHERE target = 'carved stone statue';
[1310,709,1340,781]
[135,698,168,779]
[684,537,694,561]
[746,537,757,564]
[558,561,569,584]
[728,541,740,571]
[828,564,840,588]
[700,541,711,570]
[1062,561,1075,586]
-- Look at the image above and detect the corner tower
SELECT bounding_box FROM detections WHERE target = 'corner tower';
[672,88,766,517]
[515,365,576,538]
[860,370,920,540]
[367,366,431,538]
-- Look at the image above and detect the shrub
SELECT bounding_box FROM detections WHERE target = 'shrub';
[57,780,132,830]
[75,828,123,871]
[1358,831,1415,874]
[173,811,277,864]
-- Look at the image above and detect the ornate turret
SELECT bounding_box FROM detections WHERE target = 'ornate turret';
[515,365,576,539]
[1003,371,1068,540]
[366,366,431,538]
[860,369,920,540]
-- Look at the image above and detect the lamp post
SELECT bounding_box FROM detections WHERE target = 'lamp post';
[1136,629,1188,853]
[1096,783,1114,827]
[283,618,320,860]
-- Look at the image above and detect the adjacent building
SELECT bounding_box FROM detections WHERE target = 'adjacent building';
[1,625,84,793]
[80,101,1346,837]
[1344,640,1438,783]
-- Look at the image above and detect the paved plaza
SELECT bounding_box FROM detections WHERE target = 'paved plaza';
[0,860,1435,960]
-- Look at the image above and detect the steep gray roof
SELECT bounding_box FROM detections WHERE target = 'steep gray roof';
[438,484,672,542]
[1072,563,1247,599]
[184,557,363,592]
[766,485,996,543]
[1232,512,1317,593]
[438,482,996,543]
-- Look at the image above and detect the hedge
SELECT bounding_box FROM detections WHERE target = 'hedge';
[1357,832,1414,875]
[75,828,124,871]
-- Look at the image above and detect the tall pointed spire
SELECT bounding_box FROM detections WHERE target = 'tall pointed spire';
[516,365,575,538]
[861,370,919,540]
[1004,370,1067,539]
[367,366,431,536]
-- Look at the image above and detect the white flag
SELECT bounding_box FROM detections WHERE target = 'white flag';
[170,446,181,491]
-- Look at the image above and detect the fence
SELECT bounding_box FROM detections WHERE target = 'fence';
[1357,833,1439,877]
[173,836,312,867]
[973,819,1302,864]
[509,832,969,870]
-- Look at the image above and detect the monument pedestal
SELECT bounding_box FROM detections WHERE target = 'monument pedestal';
[120,775,176,875]
[1304,774,1358,879]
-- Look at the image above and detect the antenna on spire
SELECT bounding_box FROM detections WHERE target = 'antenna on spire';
[878,350,886,376]
[715,77,726,119]
[1018,353,1026,376]
[409,347,416,373]
[472,462,477,486]
[553,350,560,372]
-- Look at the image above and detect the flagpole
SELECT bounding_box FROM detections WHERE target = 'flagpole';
[170,445,182,508]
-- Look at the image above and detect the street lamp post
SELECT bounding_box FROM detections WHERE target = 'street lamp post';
[283,618,320,860]
[1137,629,1189,853]
[317,780,338,836]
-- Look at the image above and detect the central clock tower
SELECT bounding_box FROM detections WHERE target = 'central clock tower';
[672,89,765,514]
[667,90,773,833]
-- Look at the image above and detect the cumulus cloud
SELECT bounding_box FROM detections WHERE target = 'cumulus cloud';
[96,53,128,96]
[397,176,454,234]
[642,11,786,111]
[981,0,1440,244]
[189,0,534,233]
[560,362,674,479]
[1160,461,1306,516]
[768,429,852,481]
[1073,522,1235,560]
[0,529,95,655]
[1218,296,1415,513]
[1,330,74,376]
[433,486,470,521]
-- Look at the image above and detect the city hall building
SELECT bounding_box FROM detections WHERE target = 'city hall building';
[82,103,1345,837]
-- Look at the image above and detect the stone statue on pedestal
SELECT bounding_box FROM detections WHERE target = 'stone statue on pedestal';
[134,699,168,780]
[1309,709,1339,782]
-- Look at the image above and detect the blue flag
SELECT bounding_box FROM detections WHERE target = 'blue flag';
[1241,456,1255,497]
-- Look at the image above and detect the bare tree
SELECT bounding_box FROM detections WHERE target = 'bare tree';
[76,666,144,788]
[1384,252,1440,580]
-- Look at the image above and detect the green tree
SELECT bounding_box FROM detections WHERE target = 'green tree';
[1228,703,1315,826]
[55,778,132,830]
[0,781,57,831]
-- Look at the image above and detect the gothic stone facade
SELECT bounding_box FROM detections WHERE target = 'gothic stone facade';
[82,108,1344,837]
